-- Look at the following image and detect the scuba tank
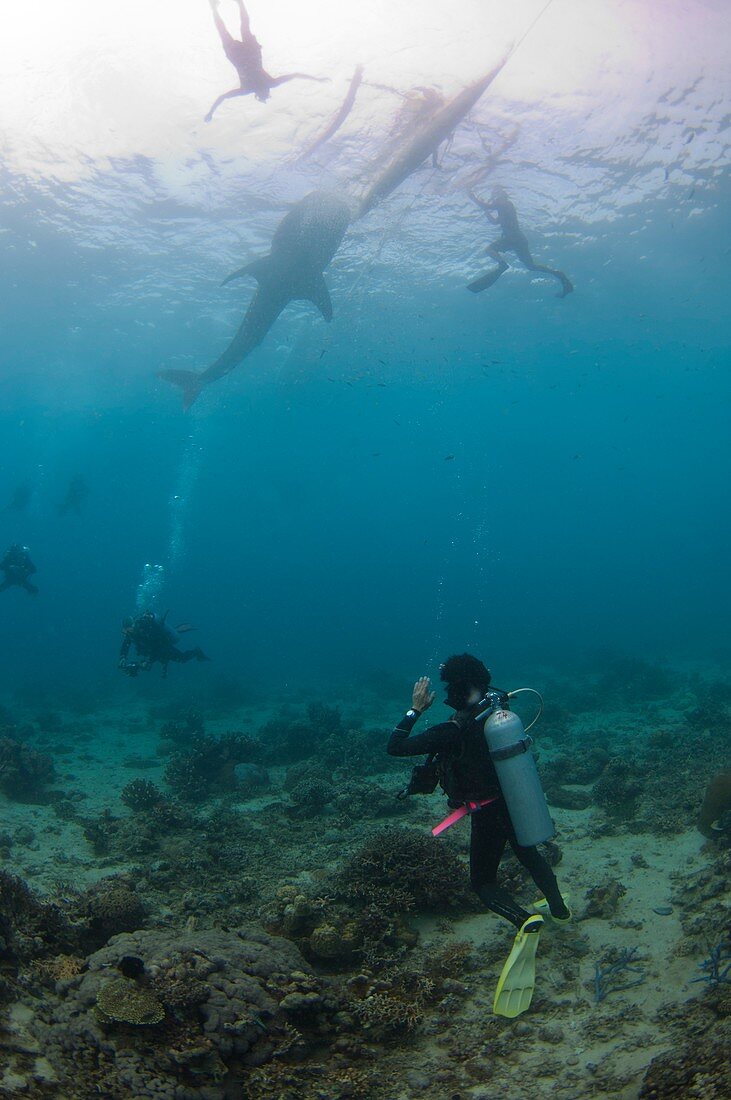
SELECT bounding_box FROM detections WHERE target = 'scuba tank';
[476,691,555,847]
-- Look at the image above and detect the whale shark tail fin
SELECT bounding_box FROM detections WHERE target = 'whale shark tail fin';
[157,369,205,410]
[221,257,270,287]
[304,273,333,321]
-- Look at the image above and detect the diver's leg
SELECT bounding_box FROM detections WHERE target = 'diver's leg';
[209,0,235,49]
[22,579,38,595]
[174,648,209,664]
[471,805,532,929]
[205,87,247,122]
[467,246,509,294]
[525,262,573,298]
[236,0,252,39]
[268,73,329,88]
[509,840,570,919]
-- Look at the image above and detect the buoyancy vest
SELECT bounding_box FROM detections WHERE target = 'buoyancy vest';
[438,716,502,806]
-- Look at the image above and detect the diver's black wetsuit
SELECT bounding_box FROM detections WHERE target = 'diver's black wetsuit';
[388,709,566,929]
[119,613,208,678]
[468,189,573,299]
[0,546,38,595]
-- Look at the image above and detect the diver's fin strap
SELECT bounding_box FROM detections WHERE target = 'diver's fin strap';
[432,797,496,837]
[490,735,533,763]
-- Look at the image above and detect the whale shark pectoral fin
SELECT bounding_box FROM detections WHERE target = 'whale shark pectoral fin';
[157,369,205,410]
[221,257,270,288]
[304,274,333,321]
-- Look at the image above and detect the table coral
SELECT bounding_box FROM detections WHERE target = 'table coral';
[97,976,165,1025]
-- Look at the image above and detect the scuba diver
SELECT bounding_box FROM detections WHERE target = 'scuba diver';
[467,187,573,298]
[118,611,209,678]
[388,653,570,1018]
[205,0,328,122]
[0,544,38,595]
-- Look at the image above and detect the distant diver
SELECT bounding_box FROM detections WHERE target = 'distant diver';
[205,0,327,122]
[58,475,89,517]
[467,187,573,298]
[0,544,38,595]
[388,654,570,1018]
[159,190,351,408]
[118,610,209,678]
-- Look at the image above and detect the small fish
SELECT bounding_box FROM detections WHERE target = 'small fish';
[176,623,197,634]
[444,454,455,461]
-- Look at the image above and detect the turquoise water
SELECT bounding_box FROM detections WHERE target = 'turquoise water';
[0,2,729,1096]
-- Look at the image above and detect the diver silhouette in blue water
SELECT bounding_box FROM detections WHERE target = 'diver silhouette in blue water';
[467,187,573,298]
[0,544,38,595]
[388,654,571,1018]
[119,610,209,678]
[205,0,328,122]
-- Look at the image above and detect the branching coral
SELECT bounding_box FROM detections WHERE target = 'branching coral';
[341,827,468,912]
[120,778,166,812]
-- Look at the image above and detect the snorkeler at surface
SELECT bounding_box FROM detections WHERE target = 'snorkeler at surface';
[388,654,571,1016]
[118,611,209,678]
[0,544,38,595]
[467,187,573,298]
[205,0,328,122]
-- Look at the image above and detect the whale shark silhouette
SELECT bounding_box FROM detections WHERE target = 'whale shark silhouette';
[159,190,352,408]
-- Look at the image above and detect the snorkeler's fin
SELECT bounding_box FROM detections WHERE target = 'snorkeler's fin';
[157,369,205,410]
[493,915,543,1018]
[466,266,506,294]
[532,893,572,924]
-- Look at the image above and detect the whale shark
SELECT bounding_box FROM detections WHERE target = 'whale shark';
[357,53,510,218]
[159,190,351,408]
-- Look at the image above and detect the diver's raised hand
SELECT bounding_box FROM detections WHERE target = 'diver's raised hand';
[412,676,436,713]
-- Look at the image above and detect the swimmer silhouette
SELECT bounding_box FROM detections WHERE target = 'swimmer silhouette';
[205,0,327,122]
[467,187,573,298]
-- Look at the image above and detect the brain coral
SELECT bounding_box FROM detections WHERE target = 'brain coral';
[34,926,329,1100]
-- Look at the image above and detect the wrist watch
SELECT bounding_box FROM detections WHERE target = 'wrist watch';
[406,707,420,719]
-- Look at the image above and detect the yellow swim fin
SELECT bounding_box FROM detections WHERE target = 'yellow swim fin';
[493,915,544,1018]
[533,893,572,924]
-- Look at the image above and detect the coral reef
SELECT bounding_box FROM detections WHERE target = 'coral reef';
[582,879,627,920]
[164,733,259,802]
[0,872,76,1003]
[593,946,646,1002]
[35,926,340,1099]
[639,1026,731,1098]
[74,878,147,948]
[594,657,675,701]
[158,708,205,748]
[341,827,468,912]
[96,975,166,1025]
[288,777,336,817]
[0,736,55,802]
[698,770,731,837]
[120,778,166,812]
